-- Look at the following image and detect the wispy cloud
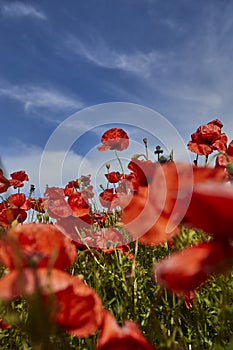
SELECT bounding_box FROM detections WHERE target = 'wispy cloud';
[0,1,47,20]
[0,82,84,112]
[65,35,161,78]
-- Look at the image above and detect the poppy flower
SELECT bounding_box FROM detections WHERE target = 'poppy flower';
[183,181,233,239]
[0,223,77,270]
[56,215,92,247]
[95,228,127,251]
[120,162,225,245]
[0,208,27,227]
[0,318,11,330]
[8,193,31,211]
[80,175,92,186]
[43,187,72,219]
[29,197,45,213]
[155,241,233,294]
[187,119,227,156]
[81,185,94,199]
[127,159,156,189]
[105,171,122,183]
[10,170,29,188]
[98,128,129,152]
[99,189,119,211]
[216,140,233,169]
[96,310,154,350]
[68,192,90,217]
[0,169,10,193]
[121,185,178,245]
[93,212,107,227]
[0,268,103,338]
[64,180,80,197]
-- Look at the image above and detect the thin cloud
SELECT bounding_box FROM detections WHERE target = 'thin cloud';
[1,1,47,20]
[65,35,161,78]
[0,83,84,112]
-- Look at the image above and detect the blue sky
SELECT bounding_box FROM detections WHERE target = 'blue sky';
[1,0,233,195]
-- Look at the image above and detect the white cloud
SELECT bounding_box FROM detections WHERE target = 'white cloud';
[65,35,161,78]
[0,82,84,113]
[1,2,47,20]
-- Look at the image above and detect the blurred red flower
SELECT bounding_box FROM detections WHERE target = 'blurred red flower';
[0,169,10,193]
[99,188,119,211]
[155,241,233,294]
[187,119,227,156]
[121,162,225,245]
[127,159,155,189]
[183,181,233,239]
[56,215,91,247]
[44,187,72,219]
[0,318,11,330]
[0,208,27,227]
[0,223,77,270]
[96,310,154,350]
[0,268,103,338]
[98,128,129,152]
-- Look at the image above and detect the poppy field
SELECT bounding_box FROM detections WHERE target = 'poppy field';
[0,119,233,349]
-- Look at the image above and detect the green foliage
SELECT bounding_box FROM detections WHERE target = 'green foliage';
[1,227,233,349]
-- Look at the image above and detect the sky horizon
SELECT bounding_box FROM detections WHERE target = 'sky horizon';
[1,0,233,195]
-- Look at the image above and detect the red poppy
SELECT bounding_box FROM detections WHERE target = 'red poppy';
[187,119,227,156]
[0,268,103,338]
[44,187,65,199]
[81,185,94,199]
[56,215,92,247]
[95,228,127,252]
[216,140,233,169]
[68,192,90,217]
[127,159,156,189]
[0,169,10,193]
[121,185,178,245]
[105,171,122,183]
[93,212,106,227]
[98,128,129,152]
[96,310,154,350]
[43,187,72,219]
[64,180,80,197]
[155,241,233,294]
[29,197,45,213]
[10,170,29,188]
[0,223,77,270]
[8,193,31,210]
[120,162,226,245]
[0,318,11,330]
[80,175,92,186]
[99,189,119,211]
[183,181,233,239]
[0,208,27,227]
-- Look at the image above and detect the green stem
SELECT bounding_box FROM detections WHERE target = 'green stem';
[115,150,124,174]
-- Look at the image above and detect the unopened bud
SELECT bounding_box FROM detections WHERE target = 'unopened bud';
[106,162,110,169]
[131,154,141,159]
